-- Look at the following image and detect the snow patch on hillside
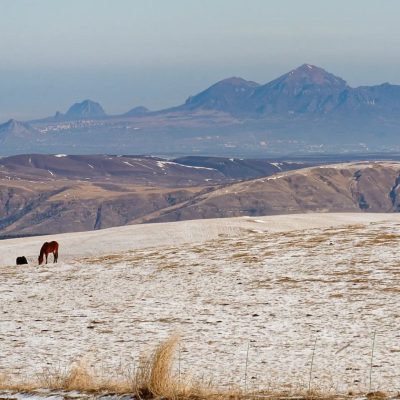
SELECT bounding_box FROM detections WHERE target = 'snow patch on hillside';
[1,213,400,393]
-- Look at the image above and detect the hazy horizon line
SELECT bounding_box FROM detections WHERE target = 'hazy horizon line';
[2,62,400,122]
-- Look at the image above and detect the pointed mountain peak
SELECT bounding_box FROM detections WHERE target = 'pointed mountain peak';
[248,64,351,116]
[282,64,347,87]
[65,99,106,119]
[0,119,30,131]
[0,119,36,142]
[295,63,321,71]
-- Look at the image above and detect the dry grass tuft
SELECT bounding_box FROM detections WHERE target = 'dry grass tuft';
[36,359,99,392]
[58,360,94,391]
[135,335,178,397]
[134,334,202,399]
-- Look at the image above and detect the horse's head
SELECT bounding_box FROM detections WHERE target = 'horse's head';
[38,255,43,265]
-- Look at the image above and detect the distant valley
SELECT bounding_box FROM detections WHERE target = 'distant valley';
[2,64,400,156]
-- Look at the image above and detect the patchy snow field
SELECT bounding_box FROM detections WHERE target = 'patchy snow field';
[1,213,400,393]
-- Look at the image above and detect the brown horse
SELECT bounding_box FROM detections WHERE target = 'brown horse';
[38,241,59,265]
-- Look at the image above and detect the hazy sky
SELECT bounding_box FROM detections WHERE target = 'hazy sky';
[1,0,400,120]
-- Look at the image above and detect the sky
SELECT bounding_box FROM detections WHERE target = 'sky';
[1,0,400,120]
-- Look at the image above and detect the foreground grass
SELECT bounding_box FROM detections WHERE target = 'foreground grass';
[0,336,210,398]
[0,336,392,400]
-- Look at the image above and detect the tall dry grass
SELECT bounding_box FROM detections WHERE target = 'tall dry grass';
[38,359,97,392]
[136,334,180,397]
[0,335,212,399]
[133,334,208,399]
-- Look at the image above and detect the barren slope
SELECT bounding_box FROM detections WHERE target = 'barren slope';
[0,179,210,237]
[145,162,400,222]
[1,158,399,237]
[0,154,226,236]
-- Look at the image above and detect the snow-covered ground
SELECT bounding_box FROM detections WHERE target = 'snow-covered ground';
[1,213,400,393]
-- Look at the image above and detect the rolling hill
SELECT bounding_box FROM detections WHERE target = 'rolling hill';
[0,154,307,237]
[139,161,400,223]
[0,155,398,236]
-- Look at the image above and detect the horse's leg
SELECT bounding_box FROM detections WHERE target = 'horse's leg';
[54,251,58,263]
[45,253,48,264]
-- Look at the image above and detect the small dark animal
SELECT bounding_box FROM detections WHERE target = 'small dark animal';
[16,256,28,265]
[38,241,59,265]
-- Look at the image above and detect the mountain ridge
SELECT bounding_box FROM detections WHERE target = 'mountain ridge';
[2,64,400,156]
[18,63,400,122]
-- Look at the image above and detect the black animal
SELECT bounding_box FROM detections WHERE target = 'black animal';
[16,256,28,265]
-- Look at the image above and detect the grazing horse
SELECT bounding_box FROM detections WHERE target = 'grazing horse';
[38,241,59,265]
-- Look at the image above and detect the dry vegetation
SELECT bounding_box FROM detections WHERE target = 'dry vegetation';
[0,335,389,400]
[0,336,209,398]
[0,336,328,400]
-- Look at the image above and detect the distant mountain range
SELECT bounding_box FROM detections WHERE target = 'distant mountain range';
[2,64,400,155]
[177,64,400,117]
